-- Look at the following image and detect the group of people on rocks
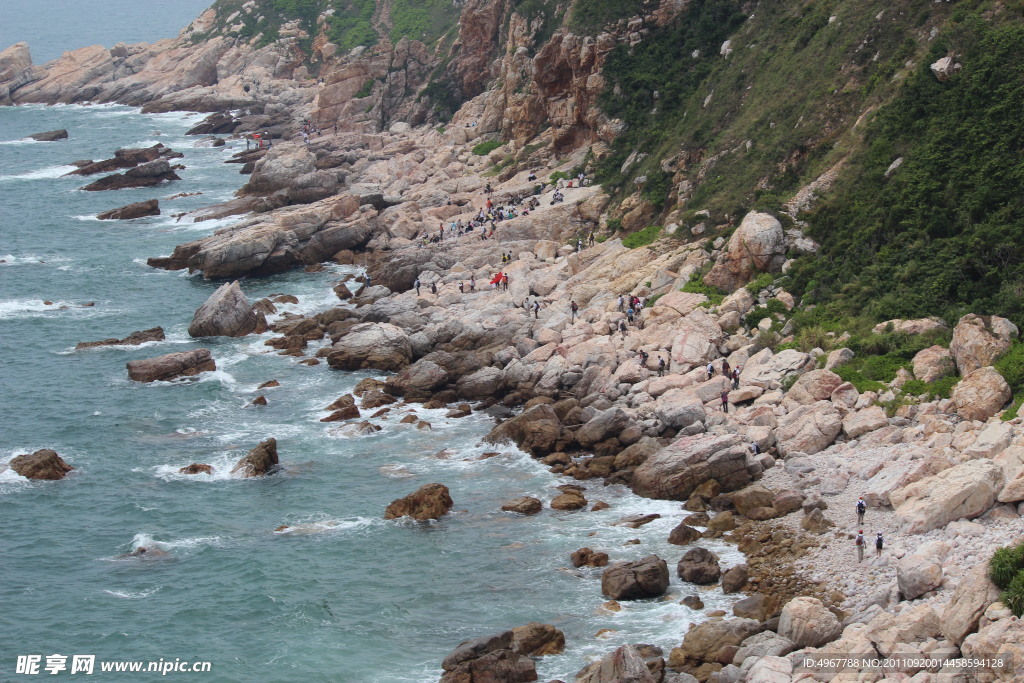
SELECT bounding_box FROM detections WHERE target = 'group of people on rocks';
[854,496,885,562]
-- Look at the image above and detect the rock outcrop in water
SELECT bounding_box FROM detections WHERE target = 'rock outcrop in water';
[383,483,453,521]
[188,281,267,338]
[80,159,181,191]
[231,438,279,478]
[76,326,164,349]
[28,129,67,141]
[97,199,160,220]
[8,449,74,480]
[126,348,215,382]
[68,144,180,176]
[439,630,537,683]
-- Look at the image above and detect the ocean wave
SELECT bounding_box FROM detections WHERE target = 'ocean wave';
[129,532,223,552]
[272,516,377,536]
[0,253,72,266]
[103,588,161,600]
[0,138,41,146]
[0,164,78,181]
[0,298,98,319]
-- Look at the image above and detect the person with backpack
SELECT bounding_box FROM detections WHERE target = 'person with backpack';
[532,300,540,319]
[658,356,666,376]
[857,497,866,525]
[618,294,625,312]
[639,350,649,367]
[875,532,884,558]
[570,300,578,323]
[721,390,729,413]
[707,362,715,380]
[732,368,740,389]
[619,320,627,339]
[855,530,865,563]
[414,278,421,295]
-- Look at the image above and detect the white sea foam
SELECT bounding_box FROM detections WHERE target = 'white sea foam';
[103,588,161,599]
[0,253,72,266]
[0,138,41,146]
[0,299,86,319]
[129,532,222,552]
[272,516,377,536]
[0,164,78,181]
[150,452,239,482]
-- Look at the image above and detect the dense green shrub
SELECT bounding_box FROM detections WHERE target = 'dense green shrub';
[472,140,503,156]
[995,342,1024,391]
[992,545,1024,589]
[743,299,789,330]
[746,273,775,294]
[899,376,960,401]
[645,293,665,308]
[327,0,377,51]
[1002,565,1024,617]
[567,0,645,34]
[354,79,375,98]
[390,0,460,44]
[680,272,726,306]
[622,225,663,249]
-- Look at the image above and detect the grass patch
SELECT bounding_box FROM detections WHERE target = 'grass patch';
[746,272,775,294]
[472,140,503,156]
[355,79,375,98]
[622,225,664,249]
[681,271,726,306]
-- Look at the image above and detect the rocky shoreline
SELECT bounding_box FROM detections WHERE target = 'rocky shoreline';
[5,16,1024,683]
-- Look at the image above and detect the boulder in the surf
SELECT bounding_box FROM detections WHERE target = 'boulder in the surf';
[76,326,164,349]
[28,129,68,141]
[601,555,670,600]
[179,463,213,475]
[440,630,536,683]
[188,281,267,338]
[230,438,279,478]
[80,159,180,191]
[8,449,74,480]
[384,483,453,521]
[97,199,160,220]
[126,348,215,382]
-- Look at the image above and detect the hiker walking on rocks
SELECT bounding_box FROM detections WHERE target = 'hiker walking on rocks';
[639,350,649,367]
[722,359,731,376]
[707,362,715,380]
[458,281,465,294]
[502,274,509,291]
[855,530,865,562]
[732,368,740,389]
[576,238,582,253]
[619,320,627,340]
[618,294,625,312]
[875,532,884,558]
[532,300,540,319]
[658,356,666,376]
[721,390,729,413]
[588,231,595,247]
[470,276,476,291]
[414,278,421,296]
[570,300,578,323]
[857,497,866,525]
[431,282,437,295]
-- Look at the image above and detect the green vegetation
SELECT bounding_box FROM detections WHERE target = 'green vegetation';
[567,0,645,35]
[746,273,774,294]
[622,225,663,249]
[992,544,1024,590]
[510,0,565,50]
[823,328,953,393]
[996,342,1024,419]
[681,271,725,306]
[644,293,664,308]
[550,170,570,183]
[390,0,461,44]
[743,299,789,331]
[355,79,375,98]
[327,0,377,51]
[789,12,1024,328]
[1004,565,1024,617]
[472,140,503,156]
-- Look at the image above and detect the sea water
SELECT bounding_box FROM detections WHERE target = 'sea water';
[0,85,742,683]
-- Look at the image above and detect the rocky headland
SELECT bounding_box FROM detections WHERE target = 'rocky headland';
[5,0,1024,680]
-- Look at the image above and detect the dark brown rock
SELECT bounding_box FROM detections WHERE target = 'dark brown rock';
[667,523,702,546]
[571,547,610,568]
[440,631,537,682]
[501,496,543,515]
[681,595,705,610]
[97,199,160,220]
[677,547,721,585]
[188,281,266,338]
[601,555,670,600]
[29,129,68,141]
[126,349,215,382]
[76,326,164,349]
[632,434,752,501]
[230,438,278,478]
[320,405,360,422]
[250,395,268,407]
[722,564,749,593]
[9,449,73,480]
[551,489,587,510]
[384,483,453,521]
[483,404,561,457]
[80,159,180,191]
[179,463,213,475]
[510,622,565,656]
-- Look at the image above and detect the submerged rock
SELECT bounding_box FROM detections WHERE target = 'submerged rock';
[76,326,164,349]
[29,129,68,141]
[97,199,159,220]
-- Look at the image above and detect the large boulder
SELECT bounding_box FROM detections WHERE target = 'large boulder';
[239,143,317,196]
[575,644,657,683]
[950,313,1017,375]
[230,438,278,477]
[8,449,74,480]
[785,369,843,405]
[731,484,775,516]
[995,446,1024,503]
[896,553,944,600]
[510,622,565,656]
[601,555,670,600]
[28,129,68,141]
[96,199,159,220]
[455,366,504,399]
[951,366,1011,421]
[676,548,721,585]
[384,360,449,401]
[872,317,948,335]
[776,401,842,456]
[667,523,702,546]
[126,349,215,382]
[942,564,1000,645]
[703,212,786,292]
[384,483,453,521]
[326,323,412,372]
[842,405,889,439]
[188,281,266,338]
[440,631,537,683]
[502,496,543,515]
[739,348,813,389]
[960,610,1024,681]
[667,618,763,671]
[777,597,841,648]
[632,434,751,501]
[483,404,561,456]
[912,345,956,383]
[575,407,631,448]
[654,389,706,429]
[892,459,1004,533]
